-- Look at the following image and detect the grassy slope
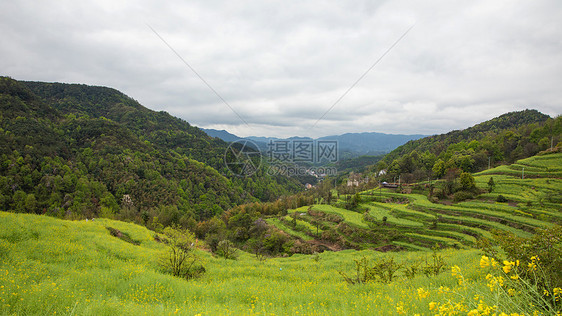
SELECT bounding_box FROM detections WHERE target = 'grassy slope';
[281,152,561,251]
[0,211,495,315]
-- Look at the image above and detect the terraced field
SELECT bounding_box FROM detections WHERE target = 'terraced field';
[274,152,561,251]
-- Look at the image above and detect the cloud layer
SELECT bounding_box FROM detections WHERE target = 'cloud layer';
[1,0,561,137]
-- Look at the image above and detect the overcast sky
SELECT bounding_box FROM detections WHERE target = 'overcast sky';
[1,1,561,138]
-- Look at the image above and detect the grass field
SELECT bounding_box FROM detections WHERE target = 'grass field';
[4,211,559,315]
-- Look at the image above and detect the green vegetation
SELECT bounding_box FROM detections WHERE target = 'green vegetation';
[1,212,559,315]
[373,109,560,183]
[1,76,561,315]
[0,77,301,226]
[251,152,561,253]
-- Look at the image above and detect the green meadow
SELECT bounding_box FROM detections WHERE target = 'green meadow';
[0,153,560,315]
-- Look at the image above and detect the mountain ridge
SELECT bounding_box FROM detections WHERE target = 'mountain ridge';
[202,128,427,158]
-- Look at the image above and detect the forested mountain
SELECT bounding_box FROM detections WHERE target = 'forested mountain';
[203,129,426,159]
[374,109,560,183]
[0,77,301,225]
[202,128,243,143]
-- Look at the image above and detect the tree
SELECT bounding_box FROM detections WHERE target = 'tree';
[432,159,446,178]
[459,172,476,191]
[159,226,205,280]
[487,177,495,193]
[24,194,37,213]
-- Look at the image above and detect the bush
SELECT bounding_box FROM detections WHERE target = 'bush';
[453,190,474,202]
[215,239,239,260]
[339,256,402,284]
[496,195,508,203]
[158,226,205,280]
[478,226,562,313]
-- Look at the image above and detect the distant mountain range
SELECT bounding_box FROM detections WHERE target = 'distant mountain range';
[202,129,426,158]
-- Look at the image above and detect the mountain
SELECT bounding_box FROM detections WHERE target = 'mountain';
[383,109,553,163]
[374,109,560,183]
[318,132,426,156]
[0,77,301,225]
[202,128,242,142]
[203,129,426,159]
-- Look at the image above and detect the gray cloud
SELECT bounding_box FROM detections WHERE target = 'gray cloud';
[1,0,560,138]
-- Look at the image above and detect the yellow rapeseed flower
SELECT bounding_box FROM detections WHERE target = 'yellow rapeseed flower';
[480,256,490,268]
[429,302,437,310]
[502,264,512,274]
[417,288,430,299]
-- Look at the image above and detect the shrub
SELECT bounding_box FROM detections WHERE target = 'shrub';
[453,190,474,202]
[422,247,447,277]
[158,226,205,280]
[486,226,562,288]
[339,256,402,284]
[487,177,495,192]
[477,226,562,313]
[215,240,239,260]
[459,172,476,191]
[496,195,508,203]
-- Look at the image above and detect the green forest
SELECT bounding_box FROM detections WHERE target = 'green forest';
[0,77,301,226]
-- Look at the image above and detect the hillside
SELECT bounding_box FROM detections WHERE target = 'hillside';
[2,210,560,315]
[373,110,560,183]
[2,199,560,315]
[384,109,551,163]
[0,77,301,224]
[263,152,561,252]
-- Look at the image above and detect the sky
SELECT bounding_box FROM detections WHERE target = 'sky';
[1,1,561,138]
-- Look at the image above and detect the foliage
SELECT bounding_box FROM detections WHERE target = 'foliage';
[215,240,239,260]
[422,247,448,277]
[482,226,562,288]
[496,194,508,203]
[0,77,302,226]
[158,226,205,280]
[459,172,476,191]
[453,190,474,202]
[379,110,560,183]
[339,256,403,284]
[1,211,561,315]
[487,176,495,192]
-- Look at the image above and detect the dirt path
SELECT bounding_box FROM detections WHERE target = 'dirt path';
[306,239,341,252]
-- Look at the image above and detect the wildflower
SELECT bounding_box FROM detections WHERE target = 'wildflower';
[507,288,516,296]
[468,309,479,316]
[502,264,511,274]
[530,255,539,261]
[451,265,461,277]
[480,256,490,268]
[417,288,429,299]
[429,302,437,310]
[553,287,561,301]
